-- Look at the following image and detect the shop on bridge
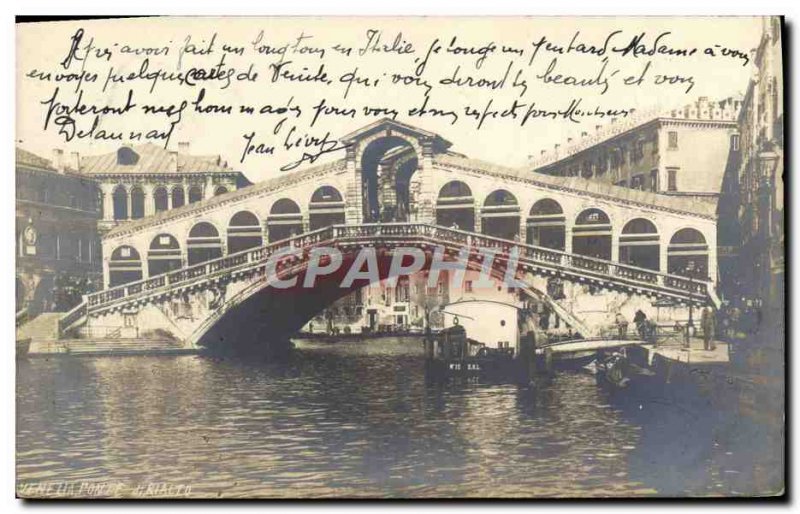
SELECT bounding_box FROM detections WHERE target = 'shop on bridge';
[308,186,346,231]
[187,222,223,266]
[619,218,660,271]
[227,211,263,253]
[481,189,520,241]
[435,180,475,231]
[108,245,143,287]
[526,198,566,251]
[572,208,612,261]
[667,228,710,279]
[147,234,182,277]
[267,199,304,242]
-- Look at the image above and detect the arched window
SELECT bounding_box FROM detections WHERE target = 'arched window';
[572,208,612,260]
[154,187,169,212]
[481,189,520,241]
[227,211,263,253]
[527,199,565,250]
[188,185,203,204]
[109,245,142,287]
[214,186,228,196]
[130,186,145,219]
[172,186,185,209]
[267,199,303,243]
[668,228,709,279]
[187,222,223,266]
[148,234,182,277]
[436,181,474,231]
[620,218,660,271]
[112,185,128,221]
[309,186,345,230]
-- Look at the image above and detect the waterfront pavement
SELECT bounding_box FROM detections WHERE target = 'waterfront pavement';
[643,338,730,365]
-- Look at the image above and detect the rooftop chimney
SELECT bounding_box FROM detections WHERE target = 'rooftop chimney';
[178,141,190,154]
[540,150,546,156]
[70,151,80,172]
[595,125,602,132]
[581,131,588,138]
[169,150,179,172]
[567,137,573,144]
[52,149,64,173]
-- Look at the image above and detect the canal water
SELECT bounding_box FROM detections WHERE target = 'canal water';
[17,337,782,498]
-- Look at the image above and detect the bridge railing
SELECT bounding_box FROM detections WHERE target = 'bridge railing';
[57,300,89,336]
[84,222,713,313]
[333,223,705,296]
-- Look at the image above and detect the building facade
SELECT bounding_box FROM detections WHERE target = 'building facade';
[530,96,742,200]
[16,148,102,316]
[719,17,784,362]
[64,143,251,233]
[303,272,452,334]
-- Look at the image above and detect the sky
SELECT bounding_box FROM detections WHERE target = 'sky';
[16,16,765,183]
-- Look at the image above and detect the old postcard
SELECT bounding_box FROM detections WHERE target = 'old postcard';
[15,15,784,498]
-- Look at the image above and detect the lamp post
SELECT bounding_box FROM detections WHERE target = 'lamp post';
[685,261,697,336]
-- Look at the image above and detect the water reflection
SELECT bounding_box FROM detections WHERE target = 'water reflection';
[16,337,777,498]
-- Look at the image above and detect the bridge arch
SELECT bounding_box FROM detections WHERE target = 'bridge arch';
[112,185,128,220]
[148,234,182,277]
[436,180,475,231]
[154,186,169,212]
[668,227,709,279]
[359,134,421,222]
[572,208,612,260]
[171,185,186,209]
[227,211,263,253]
[619,218,660,271]
[191,240,531,350]
[308,185,346,230]
[267,198,304,243]
[526,198,565,250]
[187,221,223,265]
[481,189,520,240]
[108,245,142,287]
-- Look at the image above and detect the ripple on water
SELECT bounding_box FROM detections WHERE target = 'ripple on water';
[16,338,781,498]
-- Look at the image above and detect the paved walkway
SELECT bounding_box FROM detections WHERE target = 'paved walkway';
[643,338,730,365]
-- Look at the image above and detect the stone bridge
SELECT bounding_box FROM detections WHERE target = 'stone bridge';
[58,119,720,351]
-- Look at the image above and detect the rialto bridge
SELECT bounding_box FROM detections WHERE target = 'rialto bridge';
[57,119,720,351]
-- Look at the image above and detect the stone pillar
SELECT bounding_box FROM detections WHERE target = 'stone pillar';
[659,241,668,274]
[167,188,173,210]
[344,146,362,225]
[611,233,619,263]
[564,227,573,254]
[101,184,114,222]
[205,176,214,200]
[475,210,482,235]
[125,188,132,220]
[520,217,528,243]
[143,184,155,217]
[416,140,436,224]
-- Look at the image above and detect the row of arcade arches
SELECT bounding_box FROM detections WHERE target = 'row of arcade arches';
[111,184,230,221]
[434,180,709,277]
[107,186,348,287]
[107,182,710,287]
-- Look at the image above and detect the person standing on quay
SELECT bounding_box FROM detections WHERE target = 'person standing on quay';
[615,312,628,339]
[701,307,716,351]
